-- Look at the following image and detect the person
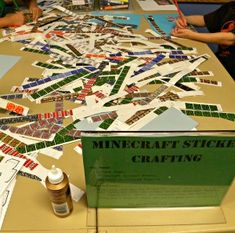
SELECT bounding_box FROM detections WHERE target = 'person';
[171,1,235,80]
[0,0,42,28]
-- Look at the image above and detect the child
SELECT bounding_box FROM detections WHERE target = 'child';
[171,1,235,80]
[0,0,42,27]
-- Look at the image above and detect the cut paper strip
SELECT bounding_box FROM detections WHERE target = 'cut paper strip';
[145,14,178,36]
[0,98,29,116]
[91,12,142,29]
[0,55,21,79]
[139,107,198,131]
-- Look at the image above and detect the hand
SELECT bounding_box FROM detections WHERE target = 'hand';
[175,16,187,29]
[7,12,26,26]
[29,6,42,22]
[171,27,197,39]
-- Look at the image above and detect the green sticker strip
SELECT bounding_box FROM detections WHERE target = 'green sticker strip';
[99,118,117,130]
[182,110,235,122]
[23,47,49,55]
[153,106,169,115]
[179,76,197,83]
[149,80,164,85]
[109,66,130,96]
[34,61,63,69]
[100,70,121,76]
[73,86,83,92]
[15,120,81,154]
[50,45,71,53]
[51,60,75,69]
[185,103,219,112]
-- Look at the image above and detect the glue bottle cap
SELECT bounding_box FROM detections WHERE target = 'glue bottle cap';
[48,165,64,184]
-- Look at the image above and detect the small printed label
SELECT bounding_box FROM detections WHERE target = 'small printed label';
[52,202,70,216]
[72,0,85,5]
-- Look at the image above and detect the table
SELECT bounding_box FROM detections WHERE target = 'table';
[1,1,235,232]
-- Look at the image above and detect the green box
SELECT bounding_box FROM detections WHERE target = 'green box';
[82,132,235,208]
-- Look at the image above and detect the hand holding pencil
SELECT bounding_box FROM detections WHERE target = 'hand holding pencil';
[172,0,188,28]
[175,16,188,29]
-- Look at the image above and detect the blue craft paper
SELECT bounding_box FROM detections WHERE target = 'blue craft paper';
[0,55,21,79]
[75,118,101,130]
[140,107,198,131]
[145,13,178,36]
[91,12,141,29]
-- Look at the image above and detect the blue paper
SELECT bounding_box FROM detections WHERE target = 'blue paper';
[91,12,142,29]
[145,13,178,36]
[75,118,101,130]
[0,55,21,79]
[140,107,198,131]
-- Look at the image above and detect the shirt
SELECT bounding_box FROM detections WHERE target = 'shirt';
[0,0,6,17]
[204,1,235,79]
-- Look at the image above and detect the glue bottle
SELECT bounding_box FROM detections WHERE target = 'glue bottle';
[45,165,73,217]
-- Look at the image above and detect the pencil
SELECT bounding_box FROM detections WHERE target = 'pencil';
[103,4,129,10]
[173,0,184,21]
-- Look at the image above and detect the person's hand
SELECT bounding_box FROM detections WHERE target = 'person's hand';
[7,12,25,26]
[171,27,196,39]
[29,5,42,22]
[175,16,187,29]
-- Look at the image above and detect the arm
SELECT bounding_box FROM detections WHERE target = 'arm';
[175,15,205,28]
[185,15,205,27]
[0,17,12,28]
[171,28,235,46]
[0,12,25,28]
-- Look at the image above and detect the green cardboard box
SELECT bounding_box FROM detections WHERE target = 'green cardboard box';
[81,132,235,208]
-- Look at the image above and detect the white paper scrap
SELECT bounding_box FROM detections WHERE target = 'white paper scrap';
[0,178,17,230]
[0,154,25,196]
